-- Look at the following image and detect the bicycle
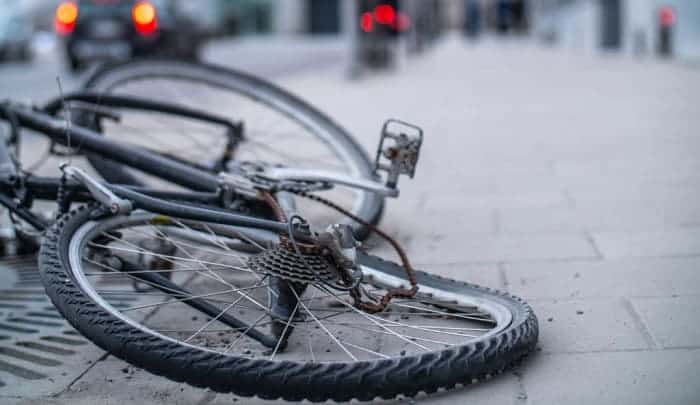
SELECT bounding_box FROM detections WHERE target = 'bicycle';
[0,60,538,402]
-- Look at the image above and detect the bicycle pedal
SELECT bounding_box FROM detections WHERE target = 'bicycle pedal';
[374,119,423,189]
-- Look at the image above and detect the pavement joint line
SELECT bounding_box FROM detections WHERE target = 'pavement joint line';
[497,262,509,292]
[584,231,604,260]
[58,352,110,397]
[546,159,557,176]
[447,250,700,267]
[535,346,700,356]
[525,293,700,303]
[491,209,501,234]
[416,191,428,211]
[196,390,217,405]
[414,255,607,268]
[629,293,700,299]
[0,394,23,399]
[621,297,660,350]
[562,189,576,208]
[586,252,700,261]
[512,367,528,404]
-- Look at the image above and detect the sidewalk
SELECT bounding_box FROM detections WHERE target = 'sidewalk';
[5,36,700,404]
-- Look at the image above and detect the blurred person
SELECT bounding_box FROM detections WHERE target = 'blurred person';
[464,0,481,38]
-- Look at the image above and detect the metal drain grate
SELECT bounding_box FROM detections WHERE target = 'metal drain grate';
[0,255,129,396]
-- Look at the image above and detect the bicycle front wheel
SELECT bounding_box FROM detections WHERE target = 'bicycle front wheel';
[80,60,383,237]
[40,206,538,402]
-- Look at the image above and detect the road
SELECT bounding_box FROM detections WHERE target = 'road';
[0,36,348,104]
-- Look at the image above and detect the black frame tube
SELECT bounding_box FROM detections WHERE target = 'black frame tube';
[0,105,294,236]
[3,105,220,192]
[110,186,294,237]
[23,176,222,205]
[43,92,239,130]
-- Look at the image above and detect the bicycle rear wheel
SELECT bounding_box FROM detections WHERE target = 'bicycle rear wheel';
[79,60,383,237]
[40,206,538,402]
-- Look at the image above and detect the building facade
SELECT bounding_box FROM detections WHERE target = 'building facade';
[530,0,700,60]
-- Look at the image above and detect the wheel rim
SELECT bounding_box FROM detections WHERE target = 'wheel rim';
[83,62,380,231]
[67,213,513,363]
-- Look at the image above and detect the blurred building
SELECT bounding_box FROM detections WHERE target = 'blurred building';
[271,0,448,37]
[530,0,700,60]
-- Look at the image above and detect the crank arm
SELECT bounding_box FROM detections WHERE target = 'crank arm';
[260,167,399,198]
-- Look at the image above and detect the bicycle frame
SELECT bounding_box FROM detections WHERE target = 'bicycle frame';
[0,98,400,240]
[0,92,433,353]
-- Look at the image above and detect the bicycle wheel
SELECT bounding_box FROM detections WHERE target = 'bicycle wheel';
[40,206,538,402]
[78,60,383,237]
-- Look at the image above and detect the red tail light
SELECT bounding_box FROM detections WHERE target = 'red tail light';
[374,4,396,25]
[395,12,411,32]
[55,1,79,35]
[132,1,158,36]
[360,12,374,33]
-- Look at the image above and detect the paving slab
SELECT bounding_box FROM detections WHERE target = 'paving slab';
[497,202,700,233]
[631,296,700,349]
[399,233,599,265]
[591,228,700,259]
[504,256,700,300]
[416,190,570,211]
[566,184,700,209]
[386,203,496,236]
[521,349,700,405]
[11,357,208,405]
[530,298,651,354]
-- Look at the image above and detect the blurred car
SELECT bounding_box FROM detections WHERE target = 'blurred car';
[357,0,408,69]
[0,0,34,62]
[55,0,203,71]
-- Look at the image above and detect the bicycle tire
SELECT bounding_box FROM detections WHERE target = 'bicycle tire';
[39,205,538,402]
[80,60,384,238]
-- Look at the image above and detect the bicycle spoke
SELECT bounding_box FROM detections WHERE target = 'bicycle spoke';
[389,302,496,324]
[289,285,357,361]
[120,284,266,313]
[223,313,268,354]
[184,293,250,343]
[269,299,300,360]
[316,285,431,352]
[89,241,252,273]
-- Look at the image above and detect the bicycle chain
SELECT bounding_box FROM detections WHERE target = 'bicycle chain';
[287,190,419,313]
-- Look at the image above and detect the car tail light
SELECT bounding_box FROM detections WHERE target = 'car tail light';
[55,1,79,35]
[374,4,396,25]
[132,1,158,36]
[395,12,411,32]
[360,12,374,33]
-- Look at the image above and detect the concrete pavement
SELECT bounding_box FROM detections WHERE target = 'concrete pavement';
[2,35,700,404]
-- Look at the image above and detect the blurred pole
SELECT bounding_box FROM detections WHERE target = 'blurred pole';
[657,6,675,58]
[345,0,362,77]
[405,0,424,54]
